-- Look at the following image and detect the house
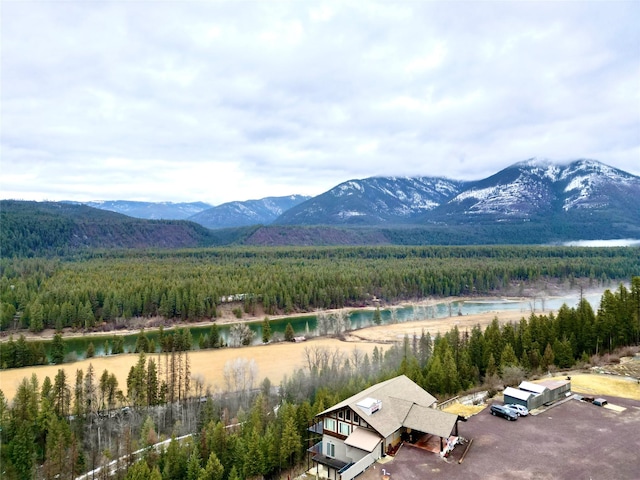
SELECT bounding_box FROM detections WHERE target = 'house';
[309,375,460,480]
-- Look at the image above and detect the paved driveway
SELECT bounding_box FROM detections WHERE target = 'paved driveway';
[356,396,640,480]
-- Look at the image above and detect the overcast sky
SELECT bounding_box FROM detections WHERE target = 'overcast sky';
[2,1,639,205]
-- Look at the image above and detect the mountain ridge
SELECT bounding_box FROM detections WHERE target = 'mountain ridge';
[2,158,639,253]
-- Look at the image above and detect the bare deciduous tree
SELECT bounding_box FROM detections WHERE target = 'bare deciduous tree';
[316,310,331,336]
[223,357,258,408]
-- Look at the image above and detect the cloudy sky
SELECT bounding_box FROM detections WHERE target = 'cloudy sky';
[2,1,638,205]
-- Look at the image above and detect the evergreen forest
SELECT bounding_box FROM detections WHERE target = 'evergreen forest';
[0,242,639,478]
[0,278,638,479]
[1,246,638,337]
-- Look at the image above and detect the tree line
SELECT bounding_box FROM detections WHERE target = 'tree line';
[2,246,638,333]
[396,278,640,396]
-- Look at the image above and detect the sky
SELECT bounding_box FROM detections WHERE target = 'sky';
[1,1,639,206]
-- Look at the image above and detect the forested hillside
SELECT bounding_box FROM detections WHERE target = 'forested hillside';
[0,200,224,256]
[4,198,640,253]
[1,246,638,336]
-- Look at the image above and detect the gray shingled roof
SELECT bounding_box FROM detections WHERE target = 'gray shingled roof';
[403,404,458,439]
[318,375,441,438]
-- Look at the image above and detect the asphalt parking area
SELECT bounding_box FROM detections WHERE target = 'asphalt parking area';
[357,396,640,480]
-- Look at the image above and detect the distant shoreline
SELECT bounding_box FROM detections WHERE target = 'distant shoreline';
[0,285,611,344]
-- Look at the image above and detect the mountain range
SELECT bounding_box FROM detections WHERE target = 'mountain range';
[3,159,639,253]
[81,158,640,228]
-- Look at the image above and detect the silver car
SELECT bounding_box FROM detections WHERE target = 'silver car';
[506,404,529,416]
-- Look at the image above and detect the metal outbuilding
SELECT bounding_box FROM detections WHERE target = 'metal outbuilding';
[503,379,571,411]
[503,386,536,409]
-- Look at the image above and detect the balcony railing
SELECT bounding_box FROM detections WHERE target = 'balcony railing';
[338,452,376,480]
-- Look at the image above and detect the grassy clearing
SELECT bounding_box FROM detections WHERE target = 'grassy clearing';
[442,403,487,417]
[544,374,640,401]
[0,338,388,403]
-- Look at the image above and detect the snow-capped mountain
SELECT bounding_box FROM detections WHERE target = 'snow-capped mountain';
[82,200,212,220]
[428,158,640,223]
[67,159,639,243]
[188,195,311,229]
[272,159,639,230]
[274,177,468,225]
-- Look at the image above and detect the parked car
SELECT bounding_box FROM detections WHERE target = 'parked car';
[505,404,529,416]
[490,404,518,421]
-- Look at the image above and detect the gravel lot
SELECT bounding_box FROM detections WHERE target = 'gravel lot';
[357,396,640,480]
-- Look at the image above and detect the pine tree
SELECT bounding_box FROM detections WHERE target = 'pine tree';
[51,333,65,364]
[244,427,264,478]
[198,451,224,480]
[485,352,498,377]
[43,415,72,479]
[442,349,461,395]
[373,307,382,325]
[111,336,125,355]
[140,415,158,449]
[187,448,202,480]
[147,358,159,406]
[227,466,240,480]
[280,411,302,468]
[209,324,220,348]
[500,343,519,370]
[425,355,445,394]
[262,317,272,343]
[284,323,295,342]
[124,460,153,480]
[53,368,71,417]
[541,343,555,371]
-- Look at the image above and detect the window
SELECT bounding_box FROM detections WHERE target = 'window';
[339,422,350,436]
[345,410,351,421]
[324,418,336,432]
[353,413,360,424]
[327,442,335,458]
[338,410,344,420]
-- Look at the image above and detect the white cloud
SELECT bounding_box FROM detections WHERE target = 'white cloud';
[1,1,638,205]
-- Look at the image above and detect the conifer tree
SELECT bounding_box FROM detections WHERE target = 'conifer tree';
[262,317,272,343]
[51,333,65,364]
[373,307,382,325]
[280,412,302,468]
[199,451,224,480]
[284,323,295,342]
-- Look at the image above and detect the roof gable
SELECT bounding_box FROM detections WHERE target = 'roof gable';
[504,386,534,401]
[519,381,548,394]
[318,375,438,438]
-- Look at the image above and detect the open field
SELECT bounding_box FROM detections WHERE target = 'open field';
[441,404,487,417]
[543,373,640,401]
[0,338,388,403]
[344,309,537,343]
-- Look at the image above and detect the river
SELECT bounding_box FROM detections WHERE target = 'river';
[56,287,612,359]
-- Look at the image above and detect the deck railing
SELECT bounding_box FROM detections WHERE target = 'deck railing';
[339,452,376,480]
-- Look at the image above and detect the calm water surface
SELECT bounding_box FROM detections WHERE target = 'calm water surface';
[54,288,610,359]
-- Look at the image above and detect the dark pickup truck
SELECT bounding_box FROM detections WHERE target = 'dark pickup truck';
[490,404,518,421]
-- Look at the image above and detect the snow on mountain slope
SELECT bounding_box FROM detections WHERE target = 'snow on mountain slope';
[275,176,468,225]
[83,200,211,219]
[445,158,640,218]
[189,195,310,229]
